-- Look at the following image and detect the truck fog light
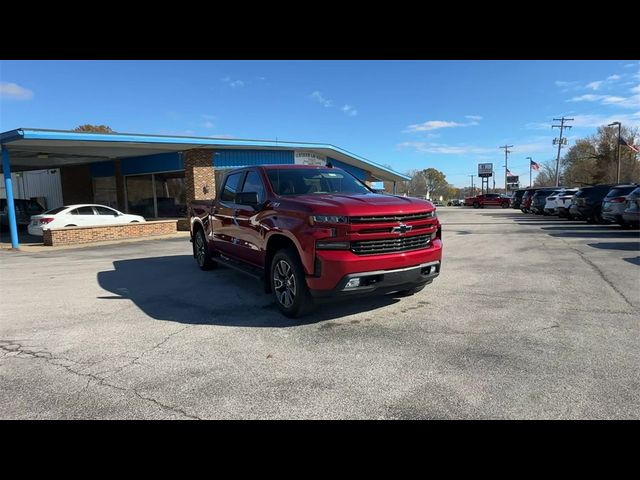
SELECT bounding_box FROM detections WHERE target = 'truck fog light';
[345,278,361,289]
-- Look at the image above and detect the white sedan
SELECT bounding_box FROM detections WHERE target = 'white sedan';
[28,204,145,236]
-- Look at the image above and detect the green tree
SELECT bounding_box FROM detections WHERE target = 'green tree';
[74,124,114,133]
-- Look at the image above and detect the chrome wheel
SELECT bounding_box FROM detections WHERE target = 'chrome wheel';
[195,232,206,267]
[273,259,296,308]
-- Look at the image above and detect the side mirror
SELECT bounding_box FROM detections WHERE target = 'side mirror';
[235,192,259,208]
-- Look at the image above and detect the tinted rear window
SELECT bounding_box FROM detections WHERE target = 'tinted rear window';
[606,186,636,198]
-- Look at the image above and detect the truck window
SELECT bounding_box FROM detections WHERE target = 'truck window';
[242,171,266,203]
[220,172,245,203]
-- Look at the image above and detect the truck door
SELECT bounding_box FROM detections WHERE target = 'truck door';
[212,171,246,257]
[233,169,267,267]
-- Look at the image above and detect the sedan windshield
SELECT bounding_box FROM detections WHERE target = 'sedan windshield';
[266,169,371,196]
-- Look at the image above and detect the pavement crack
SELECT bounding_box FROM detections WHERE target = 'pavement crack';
[132,390,201,420]
[0,337,199,420]
[566,245,635,308]
[97,325,191,378]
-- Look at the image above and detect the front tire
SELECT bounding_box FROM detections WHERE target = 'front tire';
[271,248,313,318]
[501,202,509,209]
[473,202,480,209]
[194,229,216,270]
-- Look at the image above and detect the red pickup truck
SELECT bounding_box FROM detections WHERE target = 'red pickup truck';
[189,165,442,317]
[464,193,511,208]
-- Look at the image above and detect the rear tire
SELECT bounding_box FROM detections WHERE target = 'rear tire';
[501,202,509,209]
[271,248,313,318]
[473,202,480,209]
[194,229,216,271]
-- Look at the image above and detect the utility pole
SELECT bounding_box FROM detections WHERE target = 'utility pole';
[552,117,573,187]
[469,174,475,196]
[499,145,513,194]
[608,121,622,183]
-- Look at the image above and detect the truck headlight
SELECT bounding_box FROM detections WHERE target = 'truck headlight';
[310,215,348,225]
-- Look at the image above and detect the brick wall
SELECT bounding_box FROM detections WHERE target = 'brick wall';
[184,149,215,201]
[43,220,179,246]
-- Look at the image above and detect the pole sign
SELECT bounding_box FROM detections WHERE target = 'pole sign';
[478,163,493,177]
[506,175,519,184]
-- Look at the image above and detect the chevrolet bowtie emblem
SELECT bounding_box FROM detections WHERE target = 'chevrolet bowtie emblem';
[392,224,412,234]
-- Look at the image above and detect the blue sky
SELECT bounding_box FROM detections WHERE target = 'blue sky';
[1,60,639,187]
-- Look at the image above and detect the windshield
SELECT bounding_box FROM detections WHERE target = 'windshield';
[266,169,371,196]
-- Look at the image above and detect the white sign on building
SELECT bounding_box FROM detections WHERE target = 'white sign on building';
[295,151,326,166]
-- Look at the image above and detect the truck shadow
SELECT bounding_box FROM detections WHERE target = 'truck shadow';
[96,255,400,327]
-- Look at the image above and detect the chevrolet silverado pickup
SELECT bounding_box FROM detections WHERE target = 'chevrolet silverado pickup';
[189,165,442,317]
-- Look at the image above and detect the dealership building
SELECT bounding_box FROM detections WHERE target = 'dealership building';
[1,128,410,248]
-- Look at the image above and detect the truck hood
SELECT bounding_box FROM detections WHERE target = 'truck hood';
[280,193,434,217]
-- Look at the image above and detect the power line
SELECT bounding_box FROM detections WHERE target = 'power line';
[552,117,573,187]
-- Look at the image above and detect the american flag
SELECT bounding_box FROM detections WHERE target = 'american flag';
[620,137,640,153]
[530,160,540,171]
[506,169,514,176]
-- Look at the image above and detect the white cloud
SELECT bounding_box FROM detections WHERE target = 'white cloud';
[624,63,638,68]
[568,93,640,109]
[202,114,216,119]
[202,121,215,128]
[404,117,480,132]
[555,80,577,87]
[568,94,605,102]
[208,134,236,139]
[398,139,553,156]
[0,82,34,100]
[222,76,245,88]
[465,115,483,121]
[631,85,640,94]
[310,91,333,107]
[586,81,603,90]
[341,104,357,116]
[607,74,621,81]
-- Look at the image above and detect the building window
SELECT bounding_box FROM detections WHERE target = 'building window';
[93,176,117,208]
[125,171,186,218]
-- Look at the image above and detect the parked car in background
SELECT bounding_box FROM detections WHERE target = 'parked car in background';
[1,198,45,226]
[601,184,639,226]
[557,190,580,219]
[544,188,578,216]
[569,185,614,224]
[510,189,526,209]
[520,188,539,213]
[28,204,145,236]
[622,187,640,228]
[433,200,444,206]
[530,189,558,215]
[464,193,510,208]
[447,199,463,206]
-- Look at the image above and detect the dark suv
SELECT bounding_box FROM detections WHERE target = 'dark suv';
[569,185,614,224]
[601,184,639,225]
[510,189,526,209]
[530,189,558,215]
[520,188,539,213]
[0,198,45,227]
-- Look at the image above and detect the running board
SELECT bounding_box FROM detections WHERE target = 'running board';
[212,255,263,281]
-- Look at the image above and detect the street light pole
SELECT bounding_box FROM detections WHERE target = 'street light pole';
[469,174,475,196]
[608,121,621,183]
[526,157,532,187]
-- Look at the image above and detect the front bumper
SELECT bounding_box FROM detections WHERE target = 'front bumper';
[544,207,557,215]
[310,260,441,297]
[307,239,443,293]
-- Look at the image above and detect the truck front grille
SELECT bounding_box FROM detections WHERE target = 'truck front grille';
[351,233,431,255]
[350,212,433,223]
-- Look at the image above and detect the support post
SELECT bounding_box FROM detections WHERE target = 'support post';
[2,148,19,249]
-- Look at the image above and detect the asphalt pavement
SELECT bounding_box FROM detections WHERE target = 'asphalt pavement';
[1,207,638,419]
